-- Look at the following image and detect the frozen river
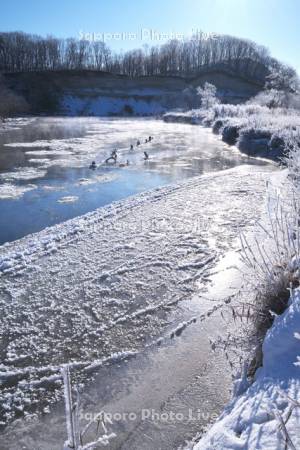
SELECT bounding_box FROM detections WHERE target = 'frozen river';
[0,117,267,244]
[0,117,275,449]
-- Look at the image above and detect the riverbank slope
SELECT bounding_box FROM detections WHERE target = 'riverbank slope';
[1,68,263,117]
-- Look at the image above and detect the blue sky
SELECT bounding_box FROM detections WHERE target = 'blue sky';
[1,0,299,73]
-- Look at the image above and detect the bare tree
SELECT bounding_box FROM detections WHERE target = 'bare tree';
[0,30,296,91]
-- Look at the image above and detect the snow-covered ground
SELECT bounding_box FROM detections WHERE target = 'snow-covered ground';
[194,289,300,450]
[0,164,274,430]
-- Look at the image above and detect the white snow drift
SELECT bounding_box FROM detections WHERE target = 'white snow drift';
[195,289,300,450]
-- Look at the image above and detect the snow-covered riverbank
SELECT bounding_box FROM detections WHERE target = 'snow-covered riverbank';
[164,101,300,162]
[192,135,300,448]
[194,288,300,450]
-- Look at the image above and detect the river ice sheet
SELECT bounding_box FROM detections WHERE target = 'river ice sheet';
[0,164,275,431]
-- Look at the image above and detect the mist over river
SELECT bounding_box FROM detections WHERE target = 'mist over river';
[0,117,268,244]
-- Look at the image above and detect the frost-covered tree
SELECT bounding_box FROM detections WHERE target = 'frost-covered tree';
[259,64,300,108]
[266,64,299,94]
[250,77,300,109]
[250,89,291,108]
[197,82,220,109]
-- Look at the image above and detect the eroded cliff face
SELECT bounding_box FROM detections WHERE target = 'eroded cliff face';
[2,69,263,116]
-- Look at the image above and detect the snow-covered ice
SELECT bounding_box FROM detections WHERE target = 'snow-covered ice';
[0,167,47,181]
[0,164,274,426]
[76,173,119,186]
[0,183,37,200]
[57,196,79,203]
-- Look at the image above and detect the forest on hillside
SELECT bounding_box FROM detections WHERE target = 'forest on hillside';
[0,31,295,83]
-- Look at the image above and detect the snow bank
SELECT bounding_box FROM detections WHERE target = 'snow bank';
[60,95,165,116]
[164,103,300,161]
[195,289,300,450]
